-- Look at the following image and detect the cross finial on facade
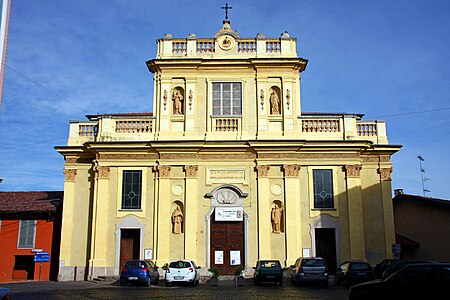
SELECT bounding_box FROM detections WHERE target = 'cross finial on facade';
[221,3,232,20]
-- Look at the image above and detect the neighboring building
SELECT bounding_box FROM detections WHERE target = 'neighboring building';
[55,19,401,281]
[393,191,450,262]
[0,191,63,282]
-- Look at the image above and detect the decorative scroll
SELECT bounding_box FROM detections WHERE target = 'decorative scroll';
[255,165,270,177]
[345,165,362,178]
[184,165,198,178]
[286,89,291,110]
[64,169,77,181]
[163,90,168,111]
[260,89,265,110]
[189,90,193,110]
[157,165,171,178]
[378,167,393,181]
[283,164,300,177]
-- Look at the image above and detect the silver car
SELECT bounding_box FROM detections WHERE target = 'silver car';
[164,260,200,286]
[290,257,329,287]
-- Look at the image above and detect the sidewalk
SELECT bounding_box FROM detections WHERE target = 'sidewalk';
[0,280,106,294]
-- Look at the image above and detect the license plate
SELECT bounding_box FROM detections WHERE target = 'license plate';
[128,277,138,280]
[266,276,275,279]
[174,276,184,280]
[357,273,366,276]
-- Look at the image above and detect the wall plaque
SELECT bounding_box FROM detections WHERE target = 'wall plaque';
[207,168,247,184]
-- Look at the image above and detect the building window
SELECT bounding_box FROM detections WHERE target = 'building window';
[212,82,242,116]
[122,170,142,209]
[313,169,334,209]
[18,220,36,249]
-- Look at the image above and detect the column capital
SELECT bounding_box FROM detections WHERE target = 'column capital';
[255,165,270,177]
[93,161,110,179]
[283,164,300,177]
[64,169,77,181]
[345,164,362,178]
[157,165,171,178]
[184,165,198,178]
[378,167,393,181]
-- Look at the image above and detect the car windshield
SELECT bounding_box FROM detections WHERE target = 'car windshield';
[350,262,371,271]
[302,259,325,267]
[125,261,147,269]
[261,261,280,268]
[169,261,191,268]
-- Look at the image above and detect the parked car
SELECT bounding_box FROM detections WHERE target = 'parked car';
[381,259,435,280]
[120,260,159,286]
[164,260,200,286]
[373,258,395,279]
[0,288,9,300]
[334,260,374,286]
[253,260,283,286]
[349,263,450,300]
[290,257,329,287]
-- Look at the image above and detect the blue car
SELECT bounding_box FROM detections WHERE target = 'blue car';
[120,260,158,286]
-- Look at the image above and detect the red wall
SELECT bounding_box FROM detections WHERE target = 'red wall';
[0,219,54,282]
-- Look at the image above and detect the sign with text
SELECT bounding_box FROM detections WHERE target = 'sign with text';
[207,168,247,184]
[215,251,224,264]
[230,251,241,266]
[34,251,50,262]
[215,207,243,221]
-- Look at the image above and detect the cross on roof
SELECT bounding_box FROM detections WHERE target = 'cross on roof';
[221,3,232,20]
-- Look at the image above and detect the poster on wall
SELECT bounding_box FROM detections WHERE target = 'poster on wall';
[215,207,243,221]
[144,248,153,260]
[230,250,241,265]
[302,248,310,258]
[215,251,224,264]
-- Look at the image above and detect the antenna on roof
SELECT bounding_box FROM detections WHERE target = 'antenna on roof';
[417,155,431,196]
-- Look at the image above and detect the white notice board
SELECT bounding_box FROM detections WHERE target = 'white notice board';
[215,251,224,264]
[230,250,241,265]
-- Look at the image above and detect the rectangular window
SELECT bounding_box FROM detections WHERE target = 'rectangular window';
[121,170,142,209]
[18,220,36,249]
[212,82,242,116]
[313,169,334,209]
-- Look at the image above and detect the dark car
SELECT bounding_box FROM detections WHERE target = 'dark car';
[349,263,450,300]
[0,288,9,300]
[381,259,435,280]
[253,260,283,286]
[373,258,395,279]
[290,257,329,287]
[335,261,373,286]
[120,260,159,286]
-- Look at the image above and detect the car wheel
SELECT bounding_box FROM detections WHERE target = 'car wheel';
[257,278,261,286]
[120,282,125,286]
[155,277,159,285]
[165,282,171,287]
[323,280,328,288]
[279,280,283,286]
[334,276,339,285]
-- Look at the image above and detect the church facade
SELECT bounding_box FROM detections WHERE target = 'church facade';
[56,20,401,281]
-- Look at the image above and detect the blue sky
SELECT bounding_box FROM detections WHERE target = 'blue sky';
[0,0,449,199]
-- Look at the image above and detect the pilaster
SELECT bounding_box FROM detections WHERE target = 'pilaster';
[184,165,198,261]
[345,164,365,260]
[256,165,271,259]
[379,167,395,258]
[156,165,171,265]
[283,164,301,266]
[60,169,77,266]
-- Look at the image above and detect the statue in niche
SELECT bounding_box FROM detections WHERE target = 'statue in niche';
[270,90,281,115]
[172,89,184,115]
[172,205,184,234]
[271,203,283,233]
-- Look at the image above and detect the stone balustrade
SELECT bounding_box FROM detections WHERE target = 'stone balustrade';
[67,115,388,146]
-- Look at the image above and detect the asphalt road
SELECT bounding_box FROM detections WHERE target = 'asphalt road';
[1,278,350,299]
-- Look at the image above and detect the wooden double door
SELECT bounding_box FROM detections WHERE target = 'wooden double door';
[210,212,245,275]
[120,229,140,270]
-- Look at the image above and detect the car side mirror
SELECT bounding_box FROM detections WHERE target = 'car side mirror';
[197,266,201,269]
[252,267,256,269]
[290,265,294,268]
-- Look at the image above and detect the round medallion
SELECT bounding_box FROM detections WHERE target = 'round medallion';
[217,35,235,51]
[271,184,282,196]
[171,184,183,196]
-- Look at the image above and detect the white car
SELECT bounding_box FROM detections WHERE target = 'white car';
[165,260,200,286]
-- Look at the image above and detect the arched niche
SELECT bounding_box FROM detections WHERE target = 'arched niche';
[269,86,281,115]
[172,86,185,115]
[271,200,285,233]
[171,200,184,234]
